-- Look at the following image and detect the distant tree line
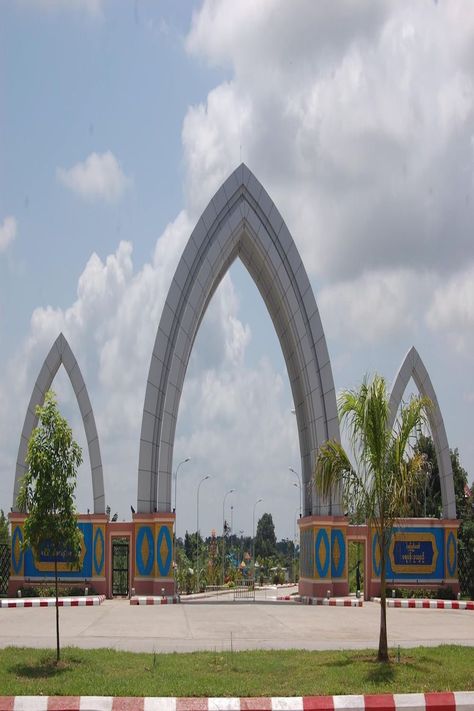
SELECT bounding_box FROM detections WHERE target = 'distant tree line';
[175,511,299,593]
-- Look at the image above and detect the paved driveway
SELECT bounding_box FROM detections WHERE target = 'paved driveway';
[0,597,473,653]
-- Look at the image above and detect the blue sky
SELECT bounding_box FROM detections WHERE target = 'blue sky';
[1,2,225,347]
[1,0,473,541]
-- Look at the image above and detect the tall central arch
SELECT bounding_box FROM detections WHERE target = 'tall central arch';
[137,164,340,516]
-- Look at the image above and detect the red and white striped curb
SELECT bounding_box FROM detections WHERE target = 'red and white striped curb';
[130,596,179,605]
[0,693,473,710]
[0,595,105,609]
[298,597,363,607]
[372,598,474,610]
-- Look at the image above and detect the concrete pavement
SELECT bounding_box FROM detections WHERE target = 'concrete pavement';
[0,594,473,653]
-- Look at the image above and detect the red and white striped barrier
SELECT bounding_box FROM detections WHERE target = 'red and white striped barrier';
[130,596,179,605]
[0,693,473,710]
[0,595,105,609]
[298,597,363,607]
[372,598,474,610]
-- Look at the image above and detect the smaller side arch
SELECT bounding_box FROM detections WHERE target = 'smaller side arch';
[12,333,105,514]
[388,346,456,519]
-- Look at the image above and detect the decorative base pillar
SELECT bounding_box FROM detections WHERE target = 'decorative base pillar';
[132,512,175,596]
[298,515,349,598]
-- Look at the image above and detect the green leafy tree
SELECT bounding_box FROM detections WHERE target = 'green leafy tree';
[459,508,474,599]
[17,391,83,662]
[184,530,203,563]
[315,374,429,662]
[412,434,441,517]
[0,510,10,545]
[412,436,474,598]
[255,513,277,560]
[175,543,194,594]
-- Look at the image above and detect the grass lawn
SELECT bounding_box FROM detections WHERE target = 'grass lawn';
[0,645,473,697]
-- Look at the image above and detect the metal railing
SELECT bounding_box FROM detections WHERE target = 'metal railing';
[233,579,255,600]
[0,544,9,595]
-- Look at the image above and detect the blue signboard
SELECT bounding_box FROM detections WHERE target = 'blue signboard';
[373,526,445,581]
[24,522,93,578]
[392,538,435,569]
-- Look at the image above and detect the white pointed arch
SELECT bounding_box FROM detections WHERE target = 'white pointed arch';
[388,346,456,519]
[138,163,341,516]
[13,333,105,514]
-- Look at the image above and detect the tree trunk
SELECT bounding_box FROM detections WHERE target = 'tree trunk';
[377,529,389,662]
[54,557,60,663]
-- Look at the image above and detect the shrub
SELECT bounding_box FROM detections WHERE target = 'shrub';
[20,584,95,598]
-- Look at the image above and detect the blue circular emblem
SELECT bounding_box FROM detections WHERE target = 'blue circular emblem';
[157,526,172,577]
[315,528,330,578]
[331,529,346,578]
[93,527,105,575]
[446,531,457,578]
[372,532,381,577]
[136,526,154,576]
[12,526,24,575]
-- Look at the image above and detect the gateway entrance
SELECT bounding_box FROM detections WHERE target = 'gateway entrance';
[112,540,129,597]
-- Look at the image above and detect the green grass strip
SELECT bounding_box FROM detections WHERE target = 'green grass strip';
[0,646,473,697]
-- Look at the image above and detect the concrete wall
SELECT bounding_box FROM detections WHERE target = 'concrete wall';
[8,512,175,598]
[298,515,460,599]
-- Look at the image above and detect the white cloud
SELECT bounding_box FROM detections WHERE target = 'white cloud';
[186,0,392,75]
[57,151,131,203]
[0,216,17,253]
[426,262,474,353]
[318,268,432,346]
[184,0,474,282]
[182,82,252,215]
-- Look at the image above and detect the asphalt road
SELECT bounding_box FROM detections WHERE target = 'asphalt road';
[1,591,473,653]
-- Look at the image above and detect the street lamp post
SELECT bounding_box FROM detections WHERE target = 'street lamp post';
[252,498,263,579]
[292,481,301,511]
[293,506,300,583]
[222,489,235,586]
[174,458,191,521]
[196,475,210,593]
[173,457,190,593]
[289,467,302,518]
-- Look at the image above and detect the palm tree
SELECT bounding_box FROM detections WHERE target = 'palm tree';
[315,374,429,662]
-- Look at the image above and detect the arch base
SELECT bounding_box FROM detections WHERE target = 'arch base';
[7,511,176,599]
[298,516,350,599]
[298,515,460,600]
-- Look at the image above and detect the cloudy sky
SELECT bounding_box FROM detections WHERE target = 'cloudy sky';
[1,0,473,542]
